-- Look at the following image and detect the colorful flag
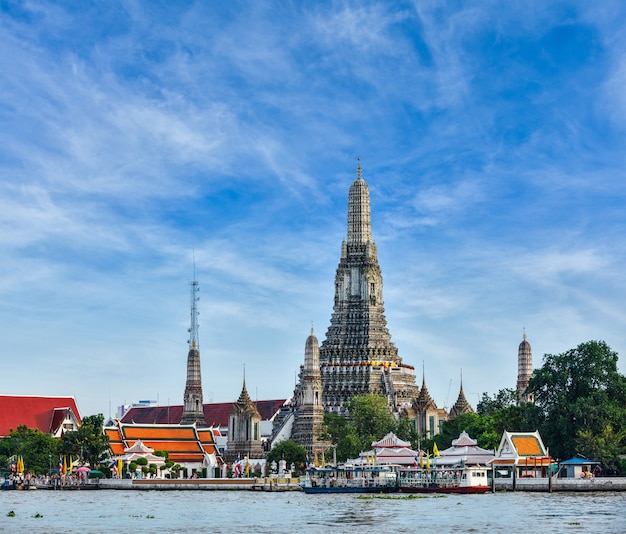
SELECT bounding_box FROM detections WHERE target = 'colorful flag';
[433,442,440,457]
[118,458,123,477]
[413,455,419,467]
[233,456,242,476]
[63,456,67,475]
[58,457,63,474]
[305,455,310,469]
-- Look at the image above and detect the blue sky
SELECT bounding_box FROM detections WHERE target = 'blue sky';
[2,1,625,419]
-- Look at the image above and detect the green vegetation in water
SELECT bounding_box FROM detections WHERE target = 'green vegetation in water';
[568,522,581,526]
[358,494,447,500]
[7,511,15,517]
[34,513,43,518]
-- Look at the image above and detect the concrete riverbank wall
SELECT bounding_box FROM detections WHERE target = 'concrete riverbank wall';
[98,477,302,491]
[494,477,626,492]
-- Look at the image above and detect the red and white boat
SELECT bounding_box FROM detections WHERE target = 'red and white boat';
[398,465,491,494]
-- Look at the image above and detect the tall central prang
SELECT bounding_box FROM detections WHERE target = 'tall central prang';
[319,161,419,415]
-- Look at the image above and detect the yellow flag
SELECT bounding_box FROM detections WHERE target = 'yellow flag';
[433,442,440,457]
[69,456,73,474]
[426,453,431,468]
[321,451,326,468]
[419,452,423,468]
[118,458,123,477]
[63,456,67,475]
[245,456,250,476]
[314,452,319,468]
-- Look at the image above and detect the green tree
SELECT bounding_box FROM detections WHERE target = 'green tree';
[438,412,500,451]
[319,412,360,461]
[0,425,60,474]
[528,340,626,467]
[320,394,396,462]
[60,414,109,468]
[266,440,307,473]
[576,425,625,474]
[346,394,395,451]
[477,388,519,416]
[394,415,419,448]
[491,402,543,437]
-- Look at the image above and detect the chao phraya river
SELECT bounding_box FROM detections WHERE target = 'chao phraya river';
[1,490,625,533]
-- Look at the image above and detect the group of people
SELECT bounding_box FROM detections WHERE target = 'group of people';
[1,472,89,489]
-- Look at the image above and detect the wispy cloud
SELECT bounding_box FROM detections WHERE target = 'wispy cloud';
[1,1,625,415]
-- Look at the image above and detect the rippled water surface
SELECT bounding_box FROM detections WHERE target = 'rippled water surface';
[1,490,625,533]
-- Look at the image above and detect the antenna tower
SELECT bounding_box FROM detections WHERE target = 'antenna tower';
[188,258,200,350]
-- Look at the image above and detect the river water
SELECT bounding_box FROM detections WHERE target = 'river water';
[1,490,625,533]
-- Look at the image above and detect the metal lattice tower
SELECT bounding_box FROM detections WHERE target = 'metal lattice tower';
[181,261,207,426]
[188,271,200,350]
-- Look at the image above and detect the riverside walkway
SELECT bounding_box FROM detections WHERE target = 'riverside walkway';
[98,477,302,491]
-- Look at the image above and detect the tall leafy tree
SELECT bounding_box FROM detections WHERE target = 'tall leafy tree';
[528,340,626,467]
[320,394,396,462]
[60,414,109,468]
[346,394,395,452]
[0,425,60,474]
[320,412,361,462]
[394,415,419,448]
[477,388,519,416]
[266,440,307,473]
[438,412,500,451]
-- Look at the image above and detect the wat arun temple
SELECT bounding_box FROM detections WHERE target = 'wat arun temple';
[111,160,525,467]
[288,162,473,457]
[318,162,420,413]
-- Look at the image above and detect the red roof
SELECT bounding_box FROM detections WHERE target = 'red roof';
[0,395,82,437]
[121,399,286,427]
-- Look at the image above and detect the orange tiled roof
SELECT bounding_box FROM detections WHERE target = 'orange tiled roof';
[139,440,203,453]
[107,423,223,466]
[201,444,219,455]
[105,428,126,455]
[123,426,197,440]
[167,453,206,463]
[491,458,516,465]
[197,429,218,443]
[511,436,543,456]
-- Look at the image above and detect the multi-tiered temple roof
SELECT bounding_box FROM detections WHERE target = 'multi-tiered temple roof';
[319,162,419,414]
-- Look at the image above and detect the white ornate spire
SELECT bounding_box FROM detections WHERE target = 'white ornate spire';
[347,158,372,245]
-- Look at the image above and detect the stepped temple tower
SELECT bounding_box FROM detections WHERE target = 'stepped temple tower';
[413,374,444,438]
[225,378,265,462]
[291,327,331,457]
[319,161,419,415]
[517,331,533,402]
[448,373,474,418]
[181,274,207,426]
